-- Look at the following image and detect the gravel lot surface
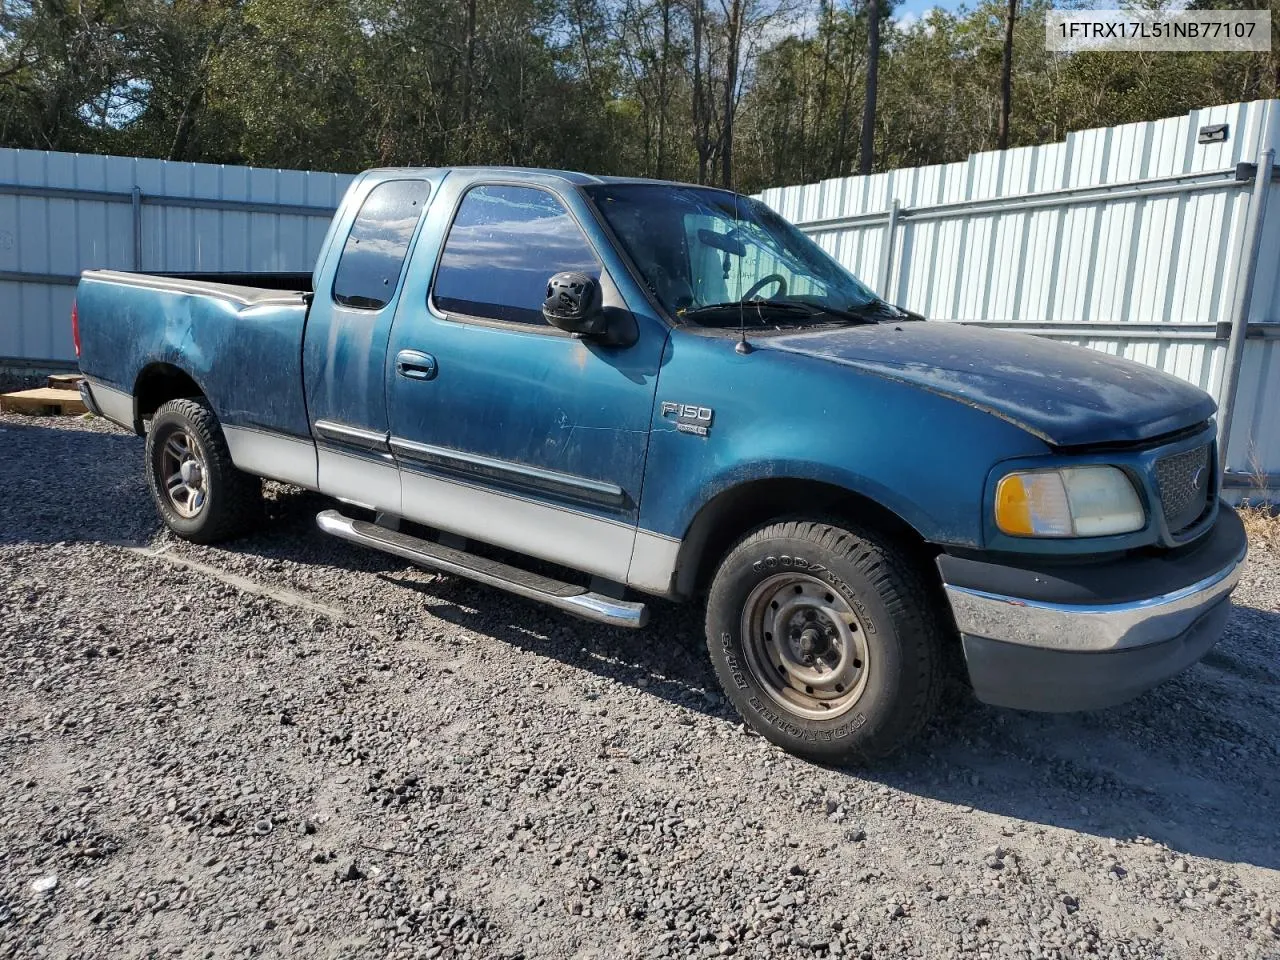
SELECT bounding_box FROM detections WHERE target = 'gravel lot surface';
[2,412,1278,960]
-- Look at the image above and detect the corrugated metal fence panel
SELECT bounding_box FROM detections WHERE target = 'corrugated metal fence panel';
[762,101,1273,326]
[132,157,349,272]
[0,148,353,363]
[1226,339,1280,481]
[759,100,1280,479]
[1252,164,1280,329]
[0,150,126,362]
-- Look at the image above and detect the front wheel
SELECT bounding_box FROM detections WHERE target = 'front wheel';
[145,398,262,543]
[705,519,943,763]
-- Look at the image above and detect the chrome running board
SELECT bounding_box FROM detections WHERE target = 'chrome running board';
[315,510,649,629]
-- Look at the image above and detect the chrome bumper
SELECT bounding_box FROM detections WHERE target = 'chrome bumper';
[938,507,1248,712]
[944,545,1246,653]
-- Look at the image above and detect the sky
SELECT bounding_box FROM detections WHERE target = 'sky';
[894,0,970,17]
[779,0,971,42]
[775,0,974,38]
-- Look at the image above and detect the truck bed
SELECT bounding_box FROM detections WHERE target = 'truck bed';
[76,269,314,441]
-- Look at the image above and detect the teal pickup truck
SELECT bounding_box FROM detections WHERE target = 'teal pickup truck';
[74,166,1247,762]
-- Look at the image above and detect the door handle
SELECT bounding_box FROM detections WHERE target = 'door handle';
[395,349,437,381]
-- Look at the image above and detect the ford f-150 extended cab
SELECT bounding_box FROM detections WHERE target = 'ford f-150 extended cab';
[74,167,1247,762]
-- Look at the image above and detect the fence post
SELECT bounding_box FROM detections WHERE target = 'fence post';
[879,199,900,299]
[1217,147,1274,473]
[131,185,143,270]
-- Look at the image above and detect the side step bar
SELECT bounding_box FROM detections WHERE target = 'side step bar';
[315,510,649,629]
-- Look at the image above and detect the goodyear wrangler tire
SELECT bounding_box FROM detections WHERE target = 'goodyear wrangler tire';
[705,519,943,763]
[145,398,262,544]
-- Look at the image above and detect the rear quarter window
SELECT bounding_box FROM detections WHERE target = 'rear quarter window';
[332,180,431,310]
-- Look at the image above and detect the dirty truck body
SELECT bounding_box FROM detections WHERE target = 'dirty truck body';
[74,166,1247,762]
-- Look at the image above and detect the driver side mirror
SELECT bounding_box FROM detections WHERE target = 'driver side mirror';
[541,272,638,347]
[542,272,608,339]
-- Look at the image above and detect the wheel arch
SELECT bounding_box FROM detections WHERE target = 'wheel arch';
[672,476,941,600]
[131,362,207,434]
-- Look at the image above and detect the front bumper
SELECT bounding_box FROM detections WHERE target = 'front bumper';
[938,506,1247,712]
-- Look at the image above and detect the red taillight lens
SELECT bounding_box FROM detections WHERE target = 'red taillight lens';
[71,299,80,358]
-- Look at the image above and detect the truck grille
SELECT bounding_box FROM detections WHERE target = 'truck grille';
[1155,444,1212,534]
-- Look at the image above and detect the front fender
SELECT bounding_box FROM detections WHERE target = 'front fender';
[638,329,1050,549]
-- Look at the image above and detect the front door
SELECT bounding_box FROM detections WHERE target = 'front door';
[385,178,667,582]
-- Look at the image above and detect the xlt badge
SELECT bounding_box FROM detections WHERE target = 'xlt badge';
[661,402,714,437]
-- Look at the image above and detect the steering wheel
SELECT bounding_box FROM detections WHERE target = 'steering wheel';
[743,274,787,301]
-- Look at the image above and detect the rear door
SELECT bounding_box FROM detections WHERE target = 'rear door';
[303,174,437,512]
[384,174,669,582]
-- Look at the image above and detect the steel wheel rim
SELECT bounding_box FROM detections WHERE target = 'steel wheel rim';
[740,572,870,720]
[160,429,207,519]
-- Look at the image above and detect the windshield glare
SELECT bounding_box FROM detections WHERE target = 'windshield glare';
[584,183,878,323]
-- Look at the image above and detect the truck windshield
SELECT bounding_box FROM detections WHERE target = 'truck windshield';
[584,183,884,326]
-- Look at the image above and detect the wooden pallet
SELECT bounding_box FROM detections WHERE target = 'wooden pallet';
[47,372,85,389]
[0,387,88,416]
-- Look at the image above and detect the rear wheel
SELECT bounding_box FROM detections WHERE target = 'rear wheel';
[705,519,943,763]
[145,398,262,543]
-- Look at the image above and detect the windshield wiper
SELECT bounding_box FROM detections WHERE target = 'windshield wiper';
[678,299,877,327]
[849,297,911,321]
[680,299,811,320]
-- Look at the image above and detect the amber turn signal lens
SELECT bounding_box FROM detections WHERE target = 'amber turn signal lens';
[994,474,1033,536]
[994,472,1072,537]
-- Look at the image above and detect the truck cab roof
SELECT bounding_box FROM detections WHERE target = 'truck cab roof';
[359,165,734,194]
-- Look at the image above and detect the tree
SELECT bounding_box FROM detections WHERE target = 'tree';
[720,0,743,186]
[2,0,1278,195]
[461,0,477,161]
[615,0,688,178]
[857,0,880,175]
[0,0,138,152]
[687,0,718,183]
[997,0,1017,150]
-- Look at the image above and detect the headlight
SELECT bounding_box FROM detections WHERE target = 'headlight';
[994,466,1145,538]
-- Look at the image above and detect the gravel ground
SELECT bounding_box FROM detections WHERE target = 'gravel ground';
[2,412,1278,960]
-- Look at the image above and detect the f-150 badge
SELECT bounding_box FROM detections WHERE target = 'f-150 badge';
[661,402,714,437]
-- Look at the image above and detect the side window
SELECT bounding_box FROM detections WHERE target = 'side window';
[332,179,430,310]
[433,184,600,326]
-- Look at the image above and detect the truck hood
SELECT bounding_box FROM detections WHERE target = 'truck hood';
[767,321,1216,447]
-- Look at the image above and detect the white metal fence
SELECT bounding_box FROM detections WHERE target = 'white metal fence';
[0,149,353,363]
[758,99,1280,490]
